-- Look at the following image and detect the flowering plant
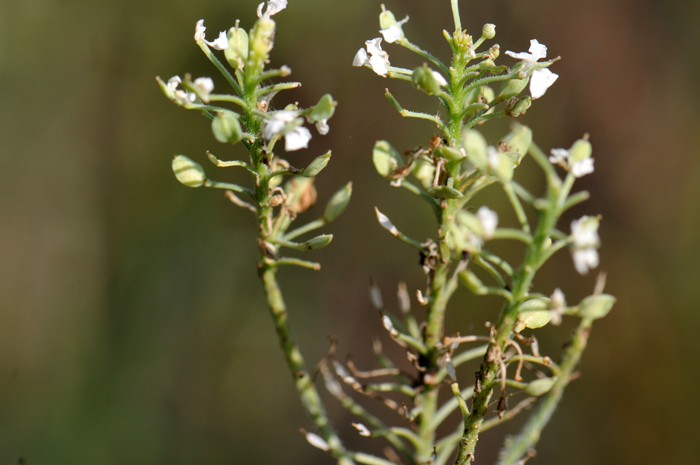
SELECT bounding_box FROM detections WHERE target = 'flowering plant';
[159,1,614,464]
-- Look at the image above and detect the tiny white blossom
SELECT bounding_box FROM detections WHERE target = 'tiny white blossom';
[305,433,329,451]
[257,0,287,18]
[284,127,312,151]
[549,147,594,178]
[352,423,371,437]
[571,157,595,178]
[315,119,329,135]
[477,206,498,238]
[193,77,214,102]
[194,20,206,42]
[487,146,500,170]
[379,15,409,43]
[431,71,448,87]
[194,20,229,50]
[505,39,548,64]
[548,148,569,165]
[166,76,182,91]
[263,110,297,139]
[573,248,599,275]
[382,315,398,336]
[166,76,196,104]
[550,288,566,325]
[353,38,390,76]
[530,68,559,99]
[353,48,369,67]
[571,216,600,275]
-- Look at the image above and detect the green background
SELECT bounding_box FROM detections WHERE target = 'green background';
[1,0,699,463]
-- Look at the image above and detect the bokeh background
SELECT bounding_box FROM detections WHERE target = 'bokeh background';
[2,0,699,463]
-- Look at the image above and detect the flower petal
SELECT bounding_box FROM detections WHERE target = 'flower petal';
[365,38,384,56]
[315,119,329,135]
[573,248,599,275]
[477,206,498,238]
[431,71,448,86]
[380,25,403,43]
[353,48,369,67]
[528,39,548,61]
[530,68,558,99]
[571,158,595,178]
[284,127,312,151]
[194,20,206,41]
[369,55,388,76]
[206,31,229,50]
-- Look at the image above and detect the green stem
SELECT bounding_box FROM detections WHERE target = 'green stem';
[495,319,593,465]
[450,0,462,31]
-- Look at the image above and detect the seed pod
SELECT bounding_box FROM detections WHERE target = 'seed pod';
[300,151,331,177]
[323,182,352,223]
[577,294,615,320]
[224,25,249,68]
[525,377,558,396]
[172,155,206,187]
[462,129,488,170]
[211,112,242,144]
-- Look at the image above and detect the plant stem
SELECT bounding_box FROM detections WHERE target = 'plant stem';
[495,319,593,465]
[254,150,350,463]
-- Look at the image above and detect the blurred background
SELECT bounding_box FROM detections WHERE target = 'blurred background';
[1,0,699,463]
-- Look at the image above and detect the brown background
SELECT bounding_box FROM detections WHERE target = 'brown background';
[1,0,698,463]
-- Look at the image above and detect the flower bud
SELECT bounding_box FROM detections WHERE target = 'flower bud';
[462,129,488,170]
[525,377,558,396]
[498,77,528,100]
[499,123,532,163]
[412,64,446,96]
[569,137,592,163]
[482,23,496,40]
[172,155,207,187]
[212,112,242,144]
[507,96,532,117]
[577,294,615,320]
[300,151,331,177]
[224,24,249,69]
[373,140,404,178]
[379,8,398,30]
[308,94,337,123]
[434,146,465,161]
[458,269,487,295]
[324,182,352,223]
[248,16,276,74]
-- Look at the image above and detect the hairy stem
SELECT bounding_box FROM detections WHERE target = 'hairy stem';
[495,319,593,465]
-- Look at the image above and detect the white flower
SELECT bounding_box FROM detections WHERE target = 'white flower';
[166,75,196,104]
[305,432,329,451]
[257,0,287,18]
[573,248,599,275]
[571,157,595,178]
[166,75,182,91]
[477,206,498,239]
[263,110,297,139]
[284,127,312,151]
[380,15,409,43]
[530,68,559,99]
[263,111,312,151]
[487,146,500,170]
[571,216,600,275]
[550,288,566,325]
[548,148,569,165]
[505,39,548,64]
[506,39,558,97]
[315,119,329,135]
[549,147,594,178]
[353,38,390,76]
[194,20,229,50]
[193,77,214,102]
[194,20,206,41]
[352,423,371,437]
[431,71,448,87]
